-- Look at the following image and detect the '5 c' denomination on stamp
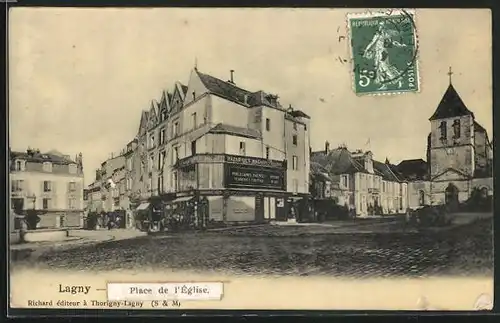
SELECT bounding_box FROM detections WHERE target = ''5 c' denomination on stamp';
[347,9,420,95]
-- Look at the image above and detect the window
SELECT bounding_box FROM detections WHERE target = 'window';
[453,119,461,139]
[342,175,348,188]
[191,140,197,155]
[43,181,52,192]
[157,153,162,170]
[173,172,178,191]
[127,158,132,171]
[68,181,76,192]
[293,122,297,130]
[292,155,298,170]
[161,109,167,122]
[150,135,155,148]
[173,146,179,163]
[419,190,425,206]
[43,198,51,210]
[148,177,152,192]
[157,176,163,193]
[159,151,166,171]
[304,124,307,131]
[11,180,24,192]
[42,162,52,172]
[192,112,197,129]
[160,128,166,145]
[149,156,154,171]
[266,118,271,131]
[439,121,447,140]
[174,122,179,137]
[293,179,299,193]
[68,164,77,174]
[140,160,145,174]
[239,142,246,156]
[266,147,270,159]
[292,135,298,146]
[68,198,77,209]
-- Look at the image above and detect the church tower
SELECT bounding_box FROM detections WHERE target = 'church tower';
[428,67,476,180]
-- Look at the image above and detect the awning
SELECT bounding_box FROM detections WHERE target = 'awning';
[169,196,194,203]
[136,203,150,211]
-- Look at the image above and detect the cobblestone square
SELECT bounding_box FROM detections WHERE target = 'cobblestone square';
[12,218,493,278]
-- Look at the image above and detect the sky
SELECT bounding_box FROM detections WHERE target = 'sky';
[9,8,492,186]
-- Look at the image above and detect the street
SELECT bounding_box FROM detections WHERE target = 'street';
[11,217,492,278]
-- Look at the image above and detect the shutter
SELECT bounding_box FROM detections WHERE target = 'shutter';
[51,181,56,210]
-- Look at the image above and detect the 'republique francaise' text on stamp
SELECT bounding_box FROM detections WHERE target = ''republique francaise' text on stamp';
[347,9,420,95]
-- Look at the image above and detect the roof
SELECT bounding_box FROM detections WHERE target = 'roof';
[288,109,311,119]
[311,147,365,175]
[180,84,188,96]
[196,70,280,109]
[396,159,429,181]
[208,123,261,139]
[10,150,76,165]
[429,84,475,121]
[373,160,401,182]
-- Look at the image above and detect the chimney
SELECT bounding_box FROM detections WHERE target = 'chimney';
[325,141,330,154]
[230,69,235,83]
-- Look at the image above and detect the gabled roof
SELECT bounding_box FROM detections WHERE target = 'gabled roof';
[180,84,188,96]
[397,158,429,181]
[373,160,401,182]
[148,100,158,124]
[195,70,281,109]
[429,84,475,121]
[158,91,171,115]
[174,82,188,100]
[311,147,365,175]
[431,167,471,181]
[137,110,149,135]
[196,70,252,106]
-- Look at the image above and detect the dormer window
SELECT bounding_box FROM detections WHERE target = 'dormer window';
[42,162,52,172]
[453,119,461,139]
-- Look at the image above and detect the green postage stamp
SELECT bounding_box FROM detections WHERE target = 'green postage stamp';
[347,9,420,95]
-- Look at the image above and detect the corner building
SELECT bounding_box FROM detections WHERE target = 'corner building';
[134,68,311,224]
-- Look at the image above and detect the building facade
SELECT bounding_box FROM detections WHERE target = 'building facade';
[92,67,312,225]
[311,142,407,217]
[398,81,493,209]
[9,148,85,228]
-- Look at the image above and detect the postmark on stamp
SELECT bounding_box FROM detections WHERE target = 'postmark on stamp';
[347,9,420,95]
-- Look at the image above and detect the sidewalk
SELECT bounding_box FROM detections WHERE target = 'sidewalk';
[10,228,147,252]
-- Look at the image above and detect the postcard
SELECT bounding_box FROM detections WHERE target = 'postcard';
[8,7,493,312]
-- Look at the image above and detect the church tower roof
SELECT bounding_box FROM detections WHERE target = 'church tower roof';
[429,81,475,121]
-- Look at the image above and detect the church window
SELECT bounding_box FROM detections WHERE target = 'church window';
[453,119,461,139]
[439,121,447,140]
